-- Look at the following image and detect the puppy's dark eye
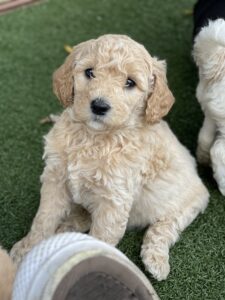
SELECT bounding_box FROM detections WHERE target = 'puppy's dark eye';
[85,68,95,79]
[125,78,136,88]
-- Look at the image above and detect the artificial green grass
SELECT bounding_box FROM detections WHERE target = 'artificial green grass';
[0,0,225,299]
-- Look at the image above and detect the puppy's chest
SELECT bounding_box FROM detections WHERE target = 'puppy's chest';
[65,139,145,204]
[63,129,169,208]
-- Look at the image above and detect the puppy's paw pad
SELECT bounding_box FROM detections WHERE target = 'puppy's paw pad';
[141,248,170,281]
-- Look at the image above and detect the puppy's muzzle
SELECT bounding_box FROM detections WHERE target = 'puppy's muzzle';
[91,98,111,116]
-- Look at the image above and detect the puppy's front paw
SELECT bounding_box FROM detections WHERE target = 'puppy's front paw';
[10,237,32,267]
[141,247,170,281]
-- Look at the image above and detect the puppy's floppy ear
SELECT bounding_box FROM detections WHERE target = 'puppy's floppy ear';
[145,58,174,123]
[53,50,76,107]
[53,39,95,107]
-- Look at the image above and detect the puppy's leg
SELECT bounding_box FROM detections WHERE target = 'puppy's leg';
[141,193,208,281]
[89,200,132,246]
[11,176,71,266]
[210,135,225,195]
[197,115,216,164]
[57,203,91,233]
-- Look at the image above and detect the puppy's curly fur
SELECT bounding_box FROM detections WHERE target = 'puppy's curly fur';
[11,34,209,280]
[193,19,225,195]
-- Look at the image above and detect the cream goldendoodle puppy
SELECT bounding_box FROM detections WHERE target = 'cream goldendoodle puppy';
[11,34,209,280]
[193,19,225,195]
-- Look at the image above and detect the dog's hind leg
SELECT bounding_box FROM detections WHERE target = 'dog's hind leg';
[141,190,208,281]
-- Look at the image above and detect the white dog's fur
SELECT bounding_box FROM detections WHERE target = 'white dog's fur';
[193,19,225,195]
[11,34,209,280]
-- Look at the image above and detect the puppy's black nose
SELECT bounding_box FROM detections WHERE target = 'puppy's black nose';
[91,98,111,116]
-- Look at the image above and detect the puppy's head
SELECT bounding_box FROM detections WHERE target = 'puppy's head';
[193,19,225,83]
[53,34,174,130]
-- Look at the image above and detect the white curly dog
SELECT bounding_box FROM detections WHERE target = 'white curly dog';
[193,19,225,195]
